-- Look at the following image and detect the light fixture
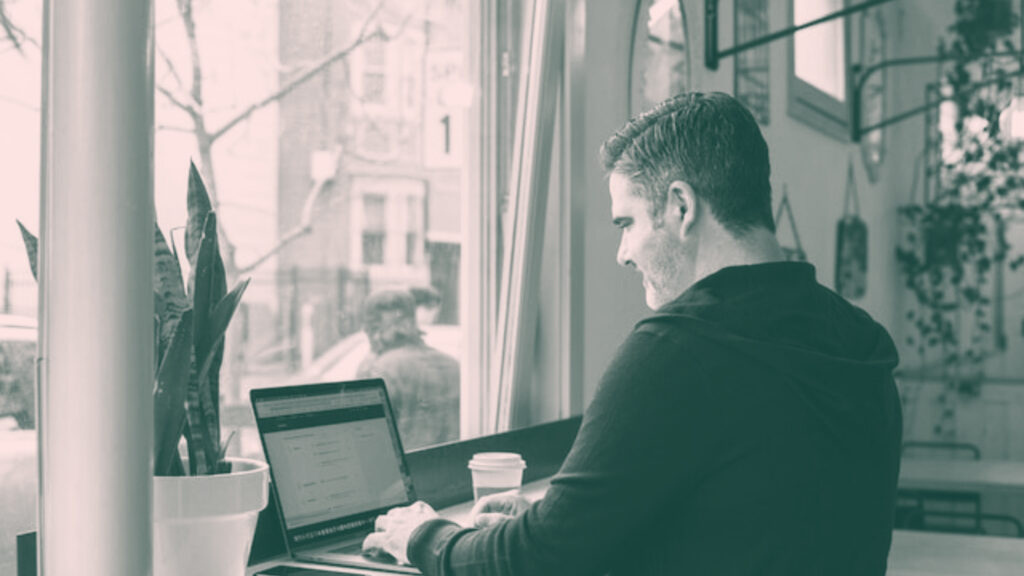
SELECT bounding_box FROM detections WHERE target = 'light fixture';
[705,0,1024,142]
[703,0,894,70]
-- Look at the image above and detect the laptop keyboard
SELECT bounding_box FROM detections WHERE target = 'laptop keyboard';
[326,542,362,554]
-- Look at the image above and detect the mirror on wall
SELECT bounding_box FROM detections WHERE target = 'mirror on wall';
[630,0,692,116]
[735,0,771,125]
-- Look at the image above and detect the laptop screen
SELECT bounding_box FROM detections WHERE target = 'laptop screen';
[251,380,417,551]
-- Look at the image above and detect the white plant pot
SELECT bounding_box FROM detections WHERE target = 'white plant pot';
[153,457,269,576]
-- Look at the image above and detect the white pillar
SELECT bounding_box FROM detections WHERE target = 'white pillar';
[39,1,154,575]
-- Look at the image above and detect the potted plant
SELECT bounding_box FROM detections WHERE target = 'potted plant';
[896,1,1024,439]
[19,163,266,576]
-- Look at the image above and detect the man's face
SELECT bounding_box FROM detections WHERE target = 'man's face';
[609,172,693,310]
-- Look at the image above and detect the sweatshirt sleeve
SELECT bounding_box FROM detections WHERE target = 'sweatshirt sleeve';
[406,326,717,576]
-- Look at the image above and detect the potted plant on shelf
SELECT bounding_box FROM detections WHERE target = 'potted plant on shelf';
[19,162,266,576]
[896,1,1024,439]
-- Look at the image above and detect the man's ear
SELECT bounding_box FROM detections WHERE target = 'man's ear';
[667,180,698,235]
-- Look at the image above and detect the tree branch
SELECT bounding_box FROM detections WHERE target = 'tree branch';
[157,44,186,93]
[237,162,339,276]
[156,84,199,117]
[157,123,197,134]
[0,1,20,53]
[177,0,205,111]
[0,0,35,54]
[208,1,390,143]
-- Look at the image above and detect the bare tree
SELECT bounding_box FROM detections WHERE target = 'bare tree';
[158,0,415,279]
[0,0,415,275]
[155,0,423,399]
[0,0,35,55]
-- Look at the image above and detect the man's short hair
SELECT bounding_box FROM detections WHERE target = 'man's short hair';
[599,91,775,235]
[409,285,442,309]
[362,289,424,354]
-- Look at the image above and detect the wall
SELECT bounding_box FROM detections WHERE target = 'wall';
[576,0,957,405]
[580,0,655,402]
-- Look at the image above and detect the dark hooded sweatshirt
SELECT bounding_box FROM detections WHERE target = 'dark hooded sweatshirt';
[408,262,902,576]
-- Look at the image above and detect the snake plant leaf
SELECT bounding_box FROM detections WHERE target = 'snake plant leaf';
[154,223,188,365]
[185,161,213,272]
[192,213,227,363]
[196,278,251,387]
[197,366,220,474]
[154,310,162,370]
[185,376,210,476]
[168,449,185,476]
[191,212,228,430]
[191,278,250,474]
[154,309,193,476]
[16,220,38,282]
[216,430,237,474]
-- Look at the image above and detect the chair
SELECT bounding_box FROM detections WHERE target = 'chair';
[895,441,983,531]
[902,509,1024,538]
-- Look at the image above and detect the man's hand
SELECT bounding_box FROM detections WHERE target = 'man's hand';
[470,490,532,528]
[362,501,439,565]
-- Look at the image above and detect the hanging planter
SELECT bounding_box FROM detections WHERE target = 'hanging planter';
[835,160,868,300]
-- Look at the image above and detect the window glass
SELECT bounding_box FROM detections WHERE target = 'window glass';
[793,0,846,101]
[406,195,422,266]
[0,1,42,572]
[362,194,387,265]
[0,5,539,569]
[363,72,387,104]
[150,0,526,458]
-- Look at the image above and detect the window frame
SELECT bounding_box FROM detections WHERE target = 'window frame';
[787,0,852,140]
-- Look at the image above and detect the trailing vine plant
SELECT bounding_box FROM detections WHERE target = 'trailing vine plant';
[895,0,1024,438]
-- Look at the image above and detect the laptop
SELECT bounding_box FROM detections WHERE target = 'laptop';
[251,379,421,574]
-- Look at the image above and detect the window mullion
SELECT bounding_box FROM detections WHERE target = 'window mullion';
[491,0,564,433]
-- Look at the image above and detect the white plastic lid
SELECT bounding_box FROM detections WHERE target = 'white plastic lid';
[468,452,527,470]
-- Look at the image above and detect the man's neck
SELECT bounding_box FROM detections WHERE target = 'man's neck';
[692,227,786,285]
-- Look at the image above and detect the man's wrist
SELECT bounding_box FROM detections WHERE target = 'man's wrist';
[407,518,470,576]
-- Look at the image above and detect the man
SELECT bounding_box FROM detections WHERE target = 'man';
[363,92,902,575]
[357,288,460,450]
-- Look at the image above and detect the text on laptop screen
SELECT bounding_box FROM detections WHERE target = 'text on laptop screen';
[254,386,411,543]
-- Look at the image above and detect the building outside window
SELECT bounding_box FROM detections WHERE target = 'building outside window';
[0,0,539,570]
[361,193,387,265]
[363,72,387,104]
[406,194,423,266]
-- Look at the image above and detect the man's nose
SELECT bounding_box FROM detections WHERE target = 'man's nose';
[616,241,633,268]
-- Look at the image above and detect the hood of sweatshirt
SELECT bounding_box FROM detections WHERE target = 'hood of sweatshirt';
[634,261,901,437]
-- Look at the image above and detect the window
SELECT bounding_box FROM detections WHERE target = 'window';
[788,0,850,139]
[0,2,570,565]
[363,72,386,103]
[149,0,552,465]
[0,1,42,572]
[0,0,572,570]
[361,194,387,265]
[405,195,422,265]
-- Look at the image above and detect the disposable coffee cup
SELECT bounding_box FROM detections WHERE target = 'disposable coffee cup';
[468,452,526,500]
